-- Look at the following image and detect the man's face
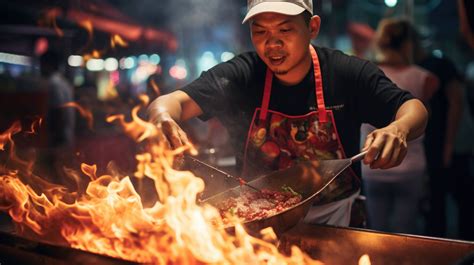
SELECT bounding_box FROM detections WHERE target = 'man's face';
[250,12,318,84]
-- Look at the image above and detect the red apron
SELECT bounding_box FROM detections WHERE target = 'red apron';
[243,46,360,205]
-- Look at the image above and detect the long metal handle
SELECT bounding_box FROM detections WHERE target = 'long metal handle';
[186,156,263,192]
[187,155,234,178]
[351,150,368,162]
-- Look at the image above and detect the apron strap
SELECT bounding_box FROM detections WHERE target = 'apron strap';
[259,68,273,120]
[310,45,328,123]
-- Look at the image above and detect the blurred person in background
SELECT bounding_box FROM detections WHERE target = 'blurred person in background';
[361,18,438,234]
[457,0,474,239]
[458,0,474,50]
[410,17,466,239]
[148,0,428,226]
[39,50,75,182]
[448,68,474,240]
[347,22,375,60]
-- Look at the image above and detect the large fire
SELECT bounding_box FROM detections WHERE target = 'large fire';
[0,98,325,264]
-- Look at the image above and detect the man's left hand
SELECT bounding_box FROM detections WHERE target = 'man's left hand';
[362,123,408,169]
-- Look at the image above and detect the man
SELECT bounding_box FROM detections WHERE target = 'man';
[40,50,75,149]
[148,0,428,226]
[40,50,75,183]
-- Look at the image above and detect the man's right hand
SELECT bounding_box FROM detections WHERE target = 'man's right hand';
[153,112,193,150]
[147,91,203,153]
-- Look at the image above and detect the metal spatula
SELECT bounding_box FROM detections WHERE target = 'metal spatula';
[309,150,368,193]
[317,151,367,180]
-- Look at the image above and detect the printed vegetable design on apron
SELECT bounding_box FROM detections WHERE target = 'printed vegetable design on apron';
[243,45,360,203]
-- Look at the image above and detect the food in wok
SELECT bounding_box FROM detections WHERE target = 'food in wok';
[216,186,302,224]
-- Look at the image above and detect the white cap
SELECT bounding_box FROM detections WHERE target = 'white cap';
[242,0,313,24]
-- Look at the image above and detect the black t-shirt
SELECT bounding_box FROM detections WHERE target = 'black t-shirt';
[181,45,414,175]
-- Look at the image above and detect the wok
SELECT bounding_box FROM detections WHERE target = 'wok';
[200,151,367,235]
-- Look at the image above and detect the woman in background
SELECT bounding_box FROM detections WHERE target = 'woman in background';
[361,18,438,234]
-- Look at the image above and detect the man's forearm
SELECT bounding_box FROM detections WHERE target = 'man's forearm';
[391,99,428,141]
[147,90,203,124]
[148,94,184,124]
[146,91,202,151]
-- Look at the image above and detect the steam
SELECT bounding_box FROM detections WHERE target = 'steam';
[163,0,243,30]
[123,0,244,33]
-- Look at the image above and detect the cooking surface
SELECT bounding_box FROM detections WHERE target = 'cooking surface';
[279,223,474,265]
[1,222,473,265]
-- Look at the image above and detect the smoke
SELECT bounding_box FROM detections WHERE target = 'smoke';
[123,0,244,32]
[115,0,244,32]
[163,0,243,32]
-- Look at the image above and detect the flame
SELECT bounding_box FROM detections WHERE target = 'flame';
[24,117,43,135]
[0,102,325,264]
[39,8,64,37]
[358,254,371,265]
[78,19,94,52]
[0,121,22,151]
[77,23,128,61]
[80,163,98,181]
[74,18,105,61]
[111,34,128,48]
[79,19,94,40]
[137,93,150,106]
[106,103,158,143]
[149,79,162,97]
[0,121,35,176]
[83,49,101,62]
[62,102,94,130]
[104,79,119,100]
